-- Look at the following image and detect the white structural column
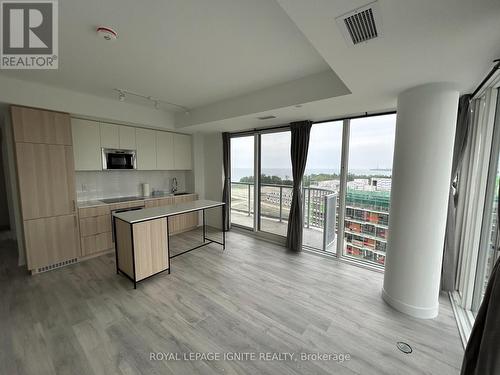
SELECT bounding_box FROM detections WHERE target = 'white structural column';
[382,83,459,319]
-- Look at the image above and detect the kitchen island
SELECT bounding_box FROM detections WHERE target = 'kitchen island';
[113,199,225,288]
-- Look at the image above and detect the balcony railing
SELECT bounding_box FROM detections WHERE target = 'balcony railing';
[231,182,336,230]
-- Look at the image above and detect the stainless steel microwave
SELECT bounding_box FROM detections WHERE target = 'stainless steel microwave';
[102,148,137,170]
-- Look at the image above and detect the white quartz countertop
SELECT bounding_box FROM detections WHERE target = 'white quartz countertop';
[113,199,224,224]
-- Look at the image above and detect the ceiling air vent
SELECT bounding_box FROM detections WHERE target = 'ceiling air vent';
[336,1,382,46]
[257,115,276,120]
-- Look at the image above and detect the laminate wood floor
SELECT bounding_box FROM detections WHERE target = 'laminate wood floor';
[0,230,463,375]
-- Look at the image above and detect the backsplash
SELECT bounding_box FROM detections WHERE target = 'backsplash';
[76,170,189,201]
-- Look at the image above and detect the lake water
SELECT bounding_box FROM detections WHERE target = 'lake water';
[232,168,392,182]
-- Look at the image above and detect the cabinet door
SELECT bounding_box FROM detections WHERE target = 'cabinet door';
[100,123,119,149]
[156,131,174,170]
[173,134,192,170]
[24,214,79,270]
[16,143,76,219]
[72,119,102,170]
[136,128,157,170]
[11,106,72,145]
[119,126,136,149]
[170,194,197,234]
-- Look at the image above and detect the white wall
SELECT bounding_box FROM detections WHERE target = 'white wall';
[202,132,223,228]
[0,75,176,130]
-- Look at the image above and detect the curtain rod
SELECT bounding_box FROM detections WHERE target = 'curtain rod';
[229,110,396,136]
[472,59,500,98]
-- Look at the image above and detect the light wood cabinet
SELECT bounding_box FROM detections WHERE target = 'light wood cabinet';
[145,197,174,208]
[100,123,119,149]
[119,126,136,149]
[24,214,79,270]
[136,128,157,170]
[156,131,174,170]
[72,118,101,170]
[78,206,114,257]
[170,194,198,234]
[11,106,72,145]
[15,143,76,220]
[11,106,80,271]
[173,133,192,170]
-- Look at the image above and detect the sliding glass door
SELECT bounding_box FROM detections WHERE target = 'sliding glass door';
[303,121,343,251]
[230,135,255,229]
[259,131,292,236]
[343,114,396,266]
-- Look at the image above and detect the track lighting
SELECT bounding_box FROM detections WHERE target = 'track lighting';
[113,88,189,112]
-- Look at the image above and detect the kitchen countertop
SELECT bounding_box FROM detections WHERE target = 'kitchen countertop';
[113,199,224,224]
[77,192,196,208]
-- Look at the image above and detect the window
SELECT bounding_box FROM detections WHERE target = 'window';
[259,131,292,236]
[343,114,396,266]
[303,121,343,251]
[230,136,254,229]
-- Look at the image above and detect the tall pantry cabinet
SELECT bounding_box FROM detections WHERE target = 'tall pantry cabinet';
[11,106,80,272]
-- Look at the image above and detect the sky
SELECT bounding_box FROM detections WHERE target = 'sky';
[231,114,396,172]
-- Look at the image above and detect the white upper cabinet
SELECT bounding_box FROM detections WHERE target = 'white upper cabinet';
[156,131,174,170]
[136,128,157,170]
[72,119,101,171]
[100,123,119,149]
[100,123,136,150]
[173,133,192,170]
[119,126,136,150]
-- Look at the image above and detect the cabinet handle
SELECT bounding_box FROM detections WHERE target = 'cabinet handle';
[72,200,76,212]
[74,215,77,227]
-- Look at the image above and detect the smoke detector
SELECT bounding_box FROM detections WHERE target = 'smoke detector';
[96,26,118,41]
[336,1,382,46]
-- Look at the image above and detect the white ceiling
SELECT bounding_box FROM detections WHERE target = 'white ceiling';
[0,0,330,109]
[1,0,500,132]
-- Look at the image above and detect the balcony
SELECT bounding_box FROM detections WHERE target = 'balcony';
[231,182,390,266]
[231,182,337,251]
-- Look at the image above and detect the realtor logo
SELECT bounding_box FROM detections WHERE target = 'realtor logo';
[0,0,58,69]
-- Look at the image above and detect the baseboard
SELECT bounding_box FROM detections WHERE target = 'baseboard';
[382,288,439,319]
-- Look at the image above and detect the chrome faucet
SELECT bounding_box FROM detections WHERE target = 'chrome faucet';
[171,177,178,194]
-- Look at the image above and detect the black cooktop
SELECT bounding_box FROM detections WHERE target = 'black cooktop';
[100,196,145,204]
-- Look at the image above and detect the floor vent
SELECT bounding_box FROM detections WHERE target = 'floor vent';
[36,258,78,273]
[336,1,382,46]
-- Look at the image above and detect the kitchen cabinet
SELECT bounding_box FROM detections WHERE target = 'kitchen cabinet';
[11,105,80,272]
[173,133,192,170]
[24,214,80,270]
[100,123,136,150]
[72,118,101,170]
[100,123,119,149]
[11,106,72,145]
[136,128,157,170]
[119,126,136,149]
[156,131,174,170]
[145,196,174,208]
[16,143,76,220]
[170,194,198,234]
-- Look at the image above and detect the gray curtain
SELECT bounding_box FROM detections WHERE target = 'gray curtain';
[461,183,500,374]
[442,94,472,291]
[286,121,312,252]
[222,132,231,231]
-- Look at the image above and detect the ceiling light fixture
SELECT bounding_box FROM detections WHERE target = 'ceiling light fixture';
[96,26,118,41]
[113,88,189,112]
